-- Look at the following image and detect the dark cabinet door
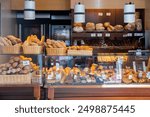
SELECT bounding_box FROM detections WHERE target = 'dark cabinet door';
[104,9,116,25]
[85,9,95,23]
[115,9,124,25]
[95,9,105,23]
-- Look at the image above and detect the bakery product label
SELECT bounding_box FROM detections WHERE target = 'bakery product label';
[22,60,30,66]
[128,75,133,80]
[146,72,150,79]
[48,73,54,80]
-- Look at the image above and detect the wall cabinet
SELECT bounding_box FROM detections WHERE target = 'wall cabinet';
[11,0,71,10]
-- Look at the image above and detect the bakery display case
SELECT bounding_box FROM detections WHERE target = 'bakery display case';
[44,50,150,86]
[44,50,150,100]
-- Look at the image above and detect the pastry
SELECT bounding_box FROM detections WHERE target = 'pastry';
[122,76,133,84]
[114,25,124,31]
[86,22,95,31]
[96,23,105,31]
[104,22,110,28]
[124,23,135,31]
[73,26,84,33]
[107,25,115,31]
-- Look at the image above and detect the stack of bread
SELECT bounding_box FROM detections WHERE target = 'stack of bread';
[114,25,124,31]
[73,23,84,33]
[46,64,119,84]
[124,23,136,31]
[122,69,148,84]
[0,56,39,75]
[0,35,22,47]
[96,23,105,31]
[0,35,22,54]
[22,35,44,54]
[45,39,66,48]
[104,22,115,32]
[86,22,95,31]
[45,39,67,55]
[23,35,44,47]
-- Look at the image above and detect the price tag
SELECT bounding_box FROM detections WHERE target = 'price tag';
[56,73,61,81]
[74,75,78,80]
[143,61,146,72]
[134,33,144,37]
[136,49,142,56]
[146,72,150,79]
[97,33,102,37]
[102,73,106,79]
[48,73,54,80]
[56,63,60,69]
[105,33,110,37]
[138,71,143,78]
[22,61,30,66]
[133,61,136,72]
[51,62,54,66]
[91,33,96,37]
[127,33,132,37]
[128,75,133,80]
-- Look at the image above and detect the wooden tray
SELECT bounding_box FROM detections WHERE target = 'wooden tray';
[68,50,93,56]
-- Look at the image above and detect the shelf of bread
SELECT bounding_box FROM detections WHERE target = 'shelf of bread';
[0,56,40,85]
[73,22,143,33]
[0,35,45,55]
[45,39,67,56]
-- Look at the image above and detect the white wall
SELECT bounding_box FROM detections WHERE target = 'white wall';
[0,0,17,36]
[71,0,145,9]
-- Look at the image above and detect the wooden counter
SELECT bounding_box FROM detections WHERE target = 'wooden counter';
[0,84,41,100]
[46,84,150,100]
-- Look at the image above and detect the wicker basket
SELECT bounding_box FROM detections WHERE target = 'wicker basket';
[0,74,31,85]
[23,46,43,54]
[46,48,67,55]
[2,46,21,54]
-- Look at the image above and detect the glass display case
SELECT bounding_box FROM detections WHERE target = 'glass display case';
[44,50,150,86]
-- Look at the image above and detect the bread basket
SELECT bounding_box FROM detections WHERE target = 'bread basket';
[23,46,43,54]
[0,74,31,85]
[46,48,67,55]
[2,46,21,54]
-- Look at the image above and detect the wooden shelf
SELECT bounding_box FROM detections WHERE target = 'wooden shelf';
[72,31,145,39]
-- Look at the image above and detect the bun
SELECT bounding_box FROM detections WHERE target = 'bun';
[104,22,110,28]
[96,23,105,31]
[86,22,95,31]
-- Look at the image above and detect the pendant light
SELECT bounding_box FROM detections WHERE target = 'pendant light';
[74,2,85,23]
[24,0,35,20]
[124,2,135,23]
